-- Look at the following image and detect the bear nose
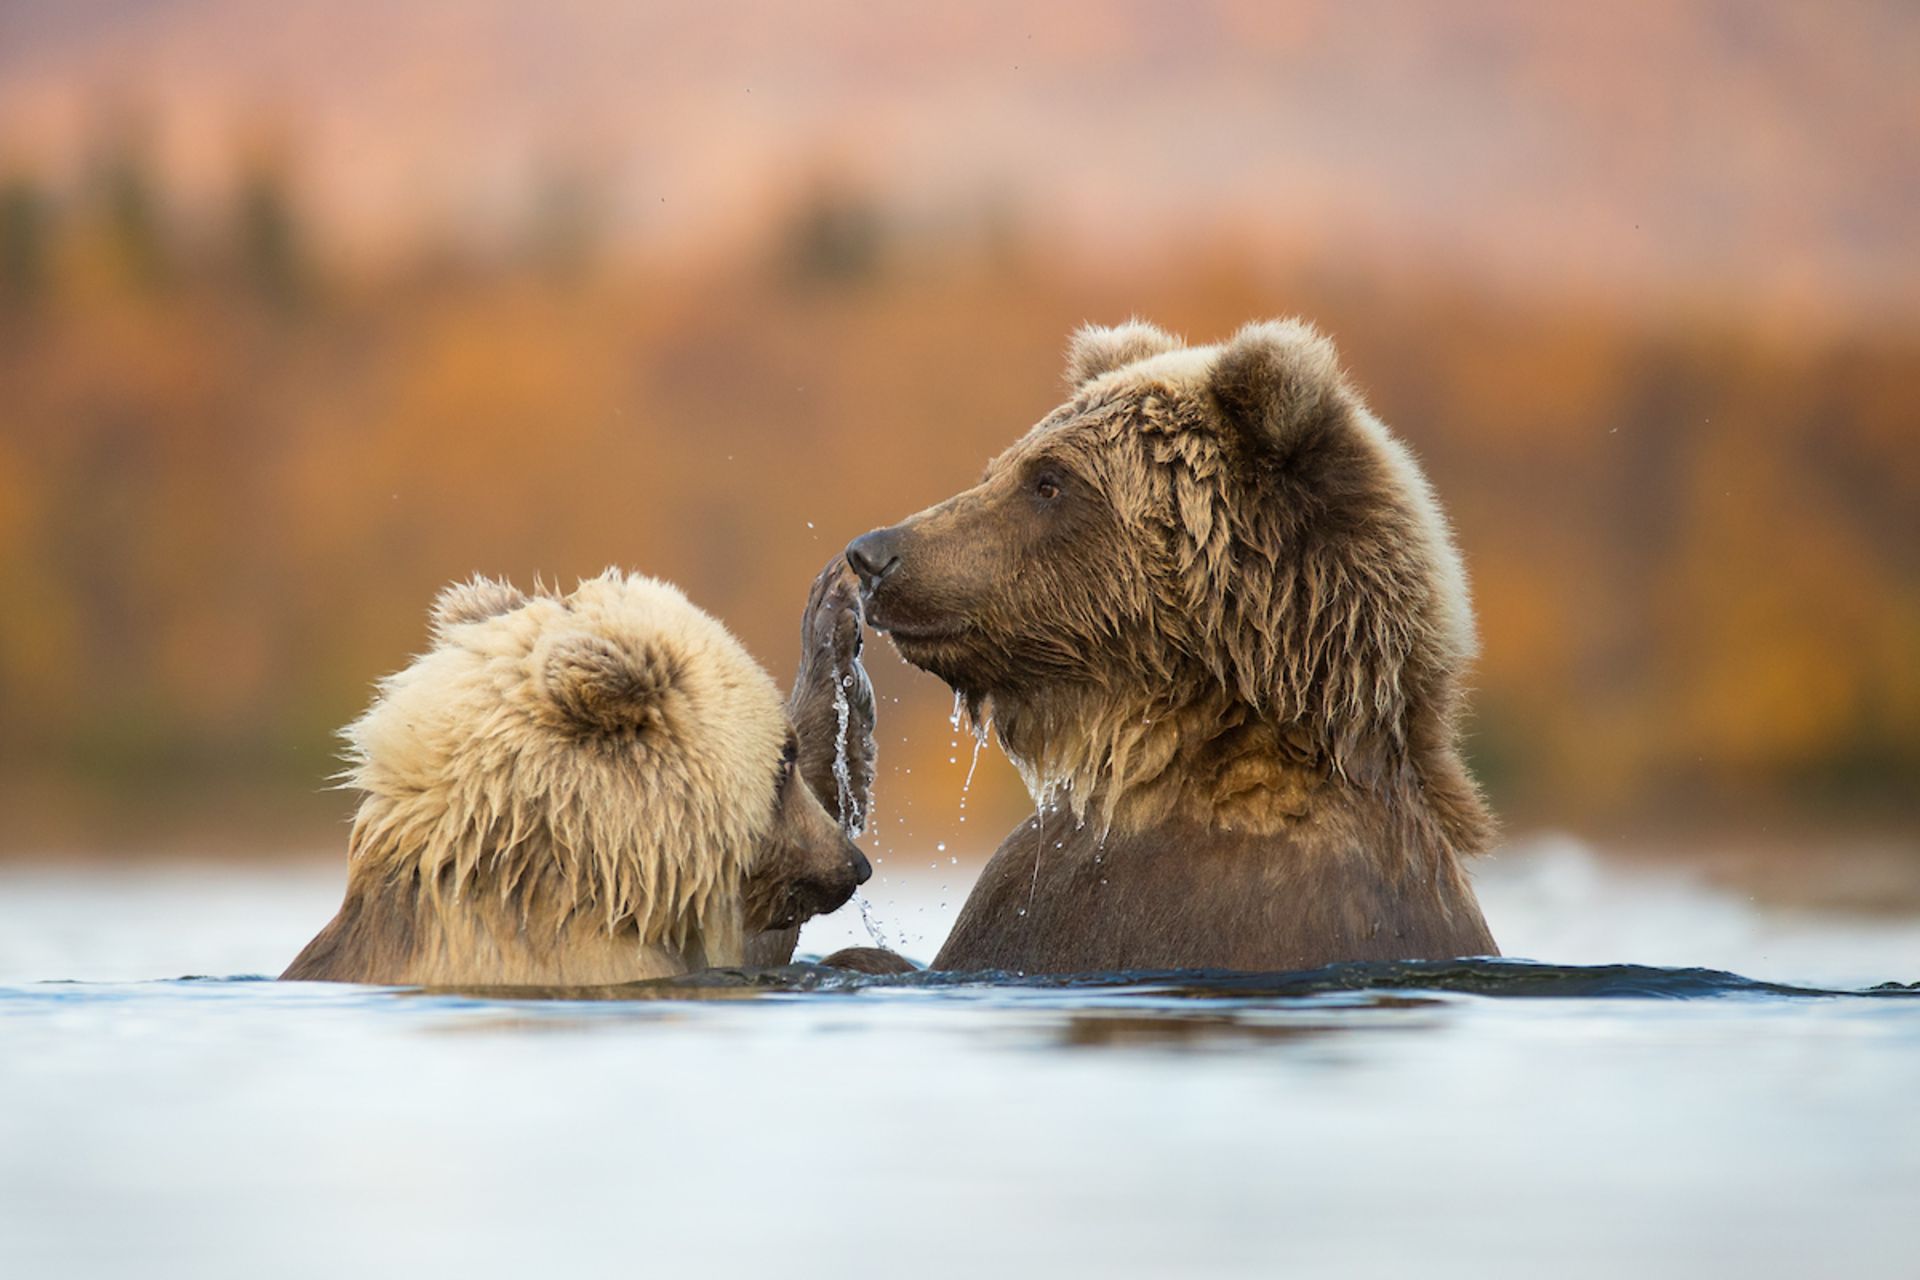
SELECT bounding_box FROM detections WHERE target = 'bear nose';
[849,845,873,885]
[845,528,902,589]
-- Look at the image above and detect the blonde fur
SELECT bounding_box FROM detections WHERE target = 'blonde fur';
[285,570,789,984]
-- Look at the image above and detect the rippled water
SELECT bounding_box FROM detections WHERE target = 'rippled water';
[3,842,1918,1279]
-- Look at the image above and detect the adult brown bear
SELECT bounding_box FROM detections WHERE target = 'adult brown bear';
[845,319,1498,973]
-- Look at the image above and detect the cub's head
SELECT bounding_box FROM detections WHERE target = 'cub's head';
[847,319,1476,771]
[345,570,868,959]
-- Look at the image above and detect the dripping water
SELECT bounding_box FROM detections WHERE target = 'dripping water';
[958,714,990,830]
[962,718,989,794]
[854,892,890,948]
[831,672,857,835]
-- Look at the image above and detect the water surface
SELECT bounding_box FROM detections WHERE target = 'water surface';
[2,844,1916,1279]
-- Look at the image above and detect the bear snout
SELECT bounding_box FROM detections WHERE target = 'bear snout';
[845,528,904,591]
[810,843,870,915]
[846,525,963,643]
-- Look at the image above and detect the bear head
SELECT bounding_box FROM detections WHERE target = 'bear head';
[341,570,870,964]
[848,319,1482,838]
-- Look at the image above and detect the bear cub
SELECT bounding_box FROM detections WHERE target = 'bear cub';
[284,564,874,986]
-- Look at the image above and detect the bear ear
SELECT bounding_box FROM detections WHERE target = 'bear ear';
[1207,319,1349,459]
[431,576,527,636]
[541,632,678,734]
[1064,320,1183,389]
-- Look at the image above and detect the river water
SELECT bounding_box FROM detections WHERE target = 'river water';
[2,837,1916,1279]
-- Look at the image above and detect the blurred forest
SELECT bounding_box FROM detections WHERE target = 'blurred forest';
[0,1,1915,856]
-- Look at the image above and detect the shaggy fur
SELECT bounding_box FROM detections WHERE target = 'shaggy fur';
[284,569,870,986]
[848,318,1497,972]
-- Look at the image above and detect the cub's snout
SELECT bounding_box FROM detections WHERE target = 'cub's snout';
[743,758,873,934]
[797,838,871,922]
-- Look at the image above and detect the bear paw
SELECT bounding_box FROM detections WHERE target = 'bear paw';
[819,946,919,975]
[789,556,877,835]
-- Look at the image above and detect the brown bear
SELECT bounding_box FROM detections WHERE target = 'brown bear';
[845,318,1499,973]
[283,564,875,986]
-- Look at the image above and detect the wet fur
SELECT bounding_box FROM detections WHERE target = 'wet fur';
[940,781,1494,974]
[283,865,715,985]
[285,568,869,985]
[858,319,1498,972]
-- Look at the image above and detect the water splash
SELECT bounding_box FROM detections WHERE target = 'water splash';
[831,672,857,835]
[830,659,873,837]
[854,893,890,948]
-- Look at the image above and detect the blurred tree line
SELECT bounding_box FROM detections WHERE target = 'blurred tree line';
[0,132,1914,854]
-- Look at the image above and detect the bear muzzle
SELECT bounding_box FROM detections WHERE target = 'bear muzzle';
[762,844,870,930]
[845,527,903,592]
[846,526,974,646]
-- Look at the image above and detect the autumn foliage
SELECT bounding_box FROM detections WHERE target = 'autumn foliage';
[0,146,1915,853]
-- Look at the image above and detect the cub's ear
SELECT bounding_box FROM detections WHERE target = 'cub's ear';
[1064,320,1183,388]
[540,631,678,734]
[1207,319,1349,458]
[431,576,527,636]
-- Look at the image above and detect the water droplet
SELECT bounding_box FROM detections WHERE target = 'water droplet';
[936,842,946,852]
[855,893,889,948]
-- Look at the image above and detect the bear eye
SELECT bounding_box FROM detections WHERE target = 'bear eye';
[1034,473,1061,501]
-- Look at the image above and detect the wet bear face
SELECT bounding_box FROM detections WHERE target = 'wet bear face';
[742,728,871,933]
[846,319,1476,773]
[844,323,1206,714]
[844,416,1146,703]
